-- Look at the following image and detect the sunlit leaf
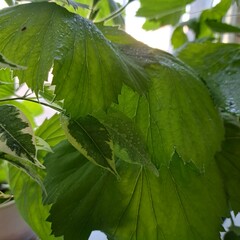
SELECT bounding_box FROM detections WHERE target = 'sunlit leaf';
[0,53,26,70]
[44,141,227,240]
[61,114,117,174]
[136,0,194,28]
[0,68,14,98]
[0,2,148,117]
[177,42,240,115]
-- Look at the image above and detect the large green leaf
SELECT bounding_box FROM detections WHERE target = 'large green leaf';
[0,53,26,69]
[8,114,65,240]
[97,26,224,169]
[177,42,240,116]
[44,141,227,240]
[61,114,117,174]
[216,115,240,213]
[0,2,148,117]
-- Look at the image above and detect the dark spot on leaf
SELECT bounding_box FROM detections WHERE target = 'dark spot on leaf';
[21,26,27,31]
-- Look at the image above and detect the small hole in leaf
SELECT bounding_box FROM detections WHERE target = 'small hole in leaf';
[21,27,27,31]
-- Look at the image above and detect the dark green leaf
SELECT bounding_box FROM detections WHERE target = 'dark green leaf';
[216,114,240,212]
[44,141,227,240]
[177,42,240,115]
[61,114,117,174]
[0,2,148,117]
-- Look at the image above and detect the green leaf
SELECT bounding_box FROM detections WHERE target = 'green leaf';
[0,68,14,99]
[0,2,148,117]
[8,114,66,239]
[35,114,65,147]
[0,104,38,165]
[171,25,188,49]
[44,141,227,240]
[61,114,117,174]
[136,0,194,28]
[206,19,240,33]
[198,0,232,38]
[177,42,240,115]
[0,53,26,70]
[216,114,240,213]
[96,110,158,176]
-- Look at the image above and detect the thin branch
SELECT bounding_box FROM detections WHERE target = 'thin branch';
[0,97,64,113]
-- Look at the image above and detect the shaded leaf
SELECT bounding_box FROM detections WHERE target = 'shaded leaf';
[216,114,240,212]
[0,2,148,117]
[61,114,117,174]
[44,141,227,240]
[177,42,240,115]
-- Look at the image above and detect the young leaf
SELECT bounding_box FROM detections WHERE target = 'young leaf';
[44,141,227,240]
[0,104,40,166]
[177,42,240,116]
[0,2,148,117]
[61,115,117,175]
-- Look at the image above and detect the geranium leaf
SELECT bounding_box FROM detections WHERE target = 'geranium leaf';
[0,2,148,117]
[44,141,227,240]
[8,114,65,240]
[0,104,40,166]
[216,114,240,213]
[61,114,117,175]
[177,42,240,116]
[96,110,159,176]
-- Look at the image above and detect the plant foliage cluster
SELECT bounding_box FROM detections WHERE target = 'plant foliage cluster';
[0,0,240,239]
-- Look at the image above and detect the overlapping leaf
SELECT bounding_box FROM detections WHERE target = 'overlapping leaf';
[216,115,240,213]
[0,2,148,117]
[8,114,65,240]
[44,141,227,240]
[177,42,240,116]
[61,114,117,174]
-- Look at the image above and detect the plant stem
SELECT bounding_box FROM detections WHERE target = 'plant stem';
[95,0,134,24]
[0,97,63,113]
